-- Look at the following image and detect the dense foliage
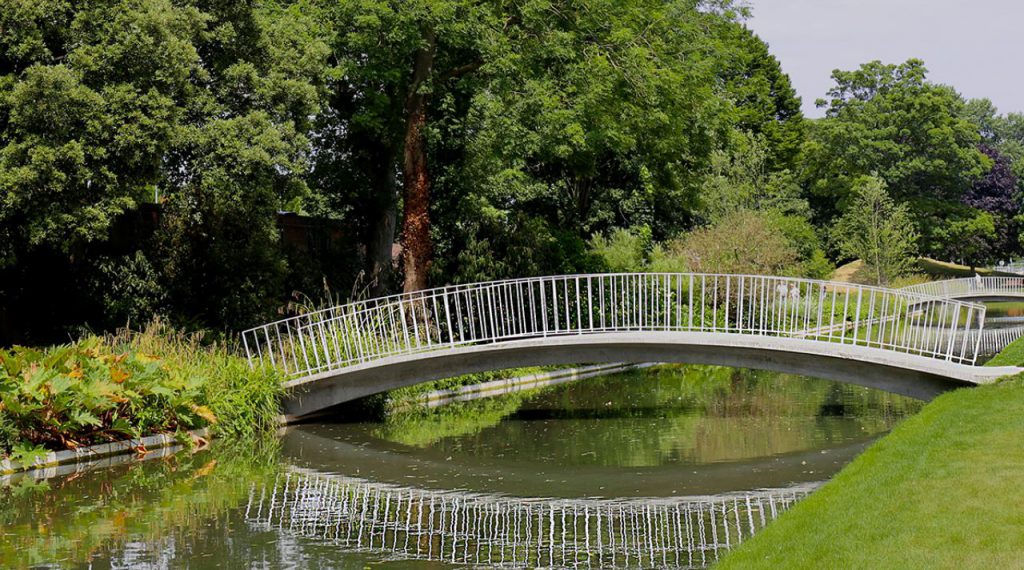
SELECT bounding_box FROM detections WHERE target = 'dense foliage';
[1,1,1022,340]
[0,322,283,460]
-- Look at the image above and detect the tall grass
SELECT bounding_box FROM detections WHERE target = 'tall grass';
[110,321,283,438]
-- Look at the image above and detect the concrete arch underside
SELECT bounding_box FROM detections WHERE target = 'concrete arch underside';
[282,332,1019,420]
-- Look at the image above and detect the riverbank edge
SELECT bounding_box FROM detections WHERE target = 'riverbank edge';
[714,369,1024,568]
[385,362,655,412]
[0,428,211,476]
[7,363,647,475]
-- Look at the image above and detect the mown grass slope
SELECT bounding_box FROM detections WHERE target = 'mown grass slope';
[716,376,1024,569]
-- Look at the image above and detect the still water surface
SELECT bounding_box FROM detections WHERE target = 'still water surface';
[1,365,922,568]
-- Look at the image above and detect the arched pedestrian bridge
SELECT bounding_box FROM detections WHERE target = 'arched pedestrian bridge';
[242,273,1020,420]
[902,276,1024,302]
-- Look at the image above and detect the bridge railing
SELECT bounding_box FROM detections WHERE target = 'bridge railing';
[242,273,987,378]
[901,276,1024,299]
[900,323,1024,359]
[994,262,1024,276]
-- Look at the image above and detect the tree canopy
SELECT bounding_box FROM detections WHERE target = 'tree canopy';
[0,2,1021,344]
[803,60,986,229]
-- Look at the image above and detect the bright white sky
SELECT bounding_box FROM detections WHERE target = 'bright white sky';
[746,0,1024,117]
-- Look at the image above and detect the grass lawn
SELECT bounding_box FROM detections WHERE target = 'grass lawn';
[833,257,1018,285]
[715,376,1024,569]
[917,257,1018,278]
[719,291,1024,567]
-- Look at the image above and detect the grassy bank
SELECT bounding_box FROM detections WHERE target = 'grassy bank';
[832,257,1016,285]
[984,335,1024,367]
[0,322,283,462]
[716,375,1024,568]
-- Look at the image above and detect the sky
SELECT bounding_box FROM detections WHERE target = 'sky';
[746,0,1023,118]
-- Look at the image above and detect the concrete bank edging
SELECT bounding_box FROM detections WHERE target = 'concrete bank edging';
[0,428,211,477]
[389,363,656,411]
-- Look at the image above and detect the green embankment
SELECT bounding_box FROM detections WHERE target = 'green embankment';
[833,257,1017,285]
[984,336,1024,367]
[717,356,1024,568]
[915,257,1013,278]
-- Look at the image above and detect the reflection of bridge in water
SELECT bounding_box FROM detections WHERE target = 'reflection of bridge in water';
[245,470,816,569]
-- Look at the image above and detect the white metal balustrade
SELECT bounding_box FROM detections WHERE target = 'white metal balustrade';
[242,274,988,378]
[901,276,1024,300]
[994,261,1024,276]
[903,324,1024,359]
[975,327,1024,356]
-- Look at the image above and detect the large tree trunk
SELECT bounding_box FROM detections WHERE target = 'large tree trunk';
[401,27,436,294]
[363,144,398,298]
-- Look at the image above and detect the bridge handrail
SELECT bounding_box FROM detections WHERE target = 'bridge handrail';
[243,273,988,378]
[901,276,1024,298]
[994,261,1024,275]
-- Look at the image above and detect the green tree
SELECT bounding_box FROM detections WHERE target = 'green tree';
[930,209,997,272]
[717,24,805,172]
[312,0,497,294]
[803,59,986,247]
[431,0,745,285]
[962,99,1024,207]
[700,130,809,222]
[0,0,328,334]
[834,177,918,286]
[0,0,199,265]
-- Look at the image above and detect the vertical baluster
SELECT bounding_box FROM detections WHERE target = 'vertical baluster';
[700,275,707,332]
[564,278,572,332]
[576,276,583,334]
[688,275,694,330]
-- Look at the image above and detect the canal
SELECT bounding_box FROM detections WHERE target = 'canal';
[2,364,922,568]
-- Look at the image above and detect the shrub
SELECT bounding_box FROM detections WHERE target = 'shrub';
[587,227,651,272]
[0,339,207,457]
[113,322,284,439]
[666,210,798,275]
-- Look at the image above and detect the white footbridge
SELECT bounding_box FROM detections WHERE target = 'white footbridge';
[242,273,1022,419]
